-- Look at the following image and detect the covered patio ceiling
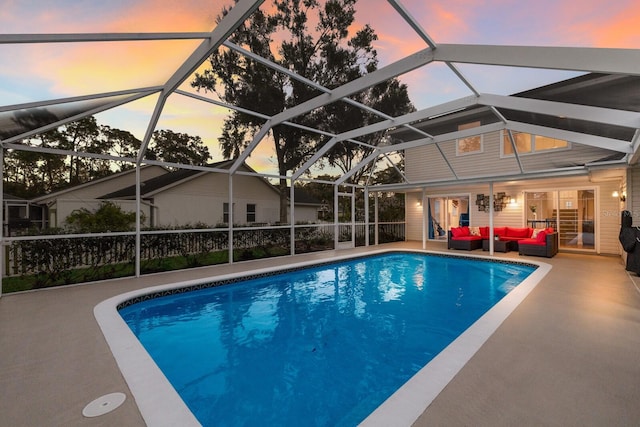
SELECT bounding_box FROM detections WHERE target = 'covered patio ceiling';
[1,0,639,190]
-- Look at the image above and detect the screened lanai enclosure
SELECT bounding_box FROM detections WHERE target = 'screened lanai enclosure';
[1,0,639,294]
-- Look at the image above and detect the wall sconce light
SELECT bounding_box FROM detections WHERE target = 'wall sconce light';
[613,190,626,202]
[417,200,422,207]
[509,198,517,206]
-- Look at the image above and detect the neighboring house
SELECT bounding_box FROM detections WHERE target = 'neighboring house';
[394,73,636,256]
[3,193,44,236]
[287,187,326,224]
[31,165,168,229]
[100,160,322,227]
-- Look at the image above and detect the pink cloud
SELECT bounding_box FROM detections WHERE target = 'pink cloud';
[568,1,640,48]
[15,1,230,98]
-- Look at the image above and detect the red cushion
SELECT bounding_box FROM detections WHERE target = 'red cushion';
[479,227,489,238]
[546,227,554,233]
[520,238,545,246]
[506,227,532,238]
[493,227,506,237]
[453,235,483,241]
[460,226,470,236]
[536,231,547,243]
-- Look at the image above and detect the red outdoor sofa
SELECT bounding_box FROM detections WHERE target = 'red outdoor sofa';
[447,225,558,257]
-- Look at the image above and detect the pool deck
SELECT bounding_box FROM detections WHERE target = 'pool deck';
[1,241,640,426]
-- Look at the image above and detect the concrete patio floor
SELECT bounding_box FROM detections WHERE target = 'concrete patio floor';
[1,241,639,426]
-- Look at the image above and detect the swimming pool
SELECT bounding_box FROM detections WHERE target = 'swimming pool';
[95,250,550,426]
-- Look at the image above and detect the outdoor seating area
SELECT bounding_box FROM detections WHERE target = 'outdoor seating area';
[448,226,558,257]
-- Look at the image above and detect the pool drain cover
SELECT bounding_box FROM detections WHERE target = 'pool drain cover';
[82,392,126,417]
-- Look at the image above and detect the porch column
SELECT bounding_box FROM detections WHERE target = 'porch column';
[290,182,295,256]
[135,164,141,277]
[374,192,379,245]
[334,185,339,249]
[364,187,369,247]
[351,187,355,247]
[422,189,426,249]
[228,173,234,264]
[489,182,494,255]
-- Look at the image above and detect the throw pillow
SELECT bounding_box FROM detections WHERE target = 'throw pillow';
[469,226,480,236]
[531,228,546,238]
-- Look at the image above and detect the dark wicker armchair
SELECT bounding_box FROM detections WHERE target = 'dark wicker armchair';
[447,230,483,251]
[518,232,559,258]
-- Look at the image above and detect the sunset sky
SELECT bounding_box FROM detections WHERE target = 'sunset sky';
[1,0,638,174]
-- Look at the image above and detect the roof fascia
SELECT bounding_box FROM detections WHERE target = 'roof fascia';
[433,45,640,76]
[142,170,210,198]
[31,165,157,203]
[370,167,590,192]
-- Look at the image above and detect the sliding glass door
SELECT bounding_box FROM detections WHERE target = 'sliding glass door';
[427,195,470,241]
[525,189,595,251]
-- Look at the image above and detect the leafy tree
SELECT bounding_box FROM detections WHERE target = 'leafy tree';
[147,129,211,166]
[4,129,67,197]
[101,125,141,171]
[57,116,103,184]
[65,201,139,233]
[192,0,413,222]
[369,161,405,222]
[4,119,210,197]
[321,79,414,184]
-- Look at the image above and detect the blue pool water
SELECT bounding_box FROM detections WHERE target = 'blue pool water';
[119,252,535,426]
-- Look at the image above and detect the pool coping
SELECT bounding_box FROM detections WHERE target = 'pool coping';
[94,249,551,427]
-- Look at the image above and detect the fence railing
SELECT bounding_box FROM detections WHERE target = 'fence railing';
[4,222,406,278]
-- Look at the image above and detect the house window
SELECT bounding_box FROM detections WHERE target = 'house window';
[246,203,256,223]
[502,131,569,156]
[456,121,483,155]
[502,131,532,155]
[223,202,234,224]
[535,135,569,151]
